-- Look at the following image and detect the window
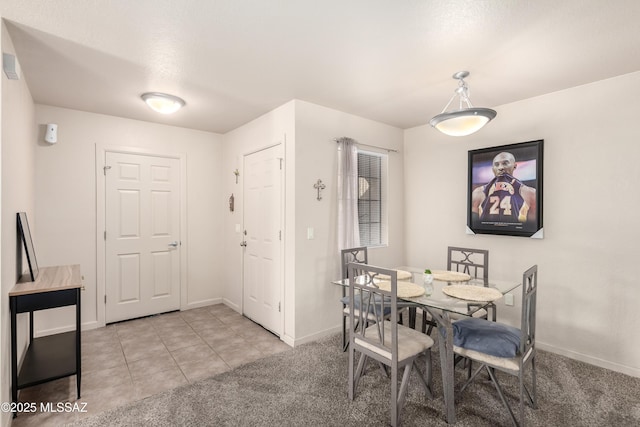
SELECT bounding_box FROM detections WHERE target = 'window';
[358,151,387,247]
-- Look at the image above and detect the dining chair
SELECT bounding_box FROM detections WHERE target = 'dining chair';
[447,246,489,283]
[340,247,409,351]
[420,246,491,335]
[449,246,495,321]
[452,265,538,427]
[347,263,434,427]
[340,247,369,351]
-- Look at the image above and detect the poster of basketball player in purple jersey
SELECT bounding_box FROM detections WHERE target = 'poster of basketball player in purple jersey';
[468,140,543,237]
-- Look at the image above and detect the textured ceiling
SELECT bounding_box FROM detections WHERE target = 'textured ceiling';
[2,0,640,134]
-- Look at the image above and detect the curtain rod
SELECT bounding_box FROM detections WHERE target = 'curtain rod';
[333,138,398,153]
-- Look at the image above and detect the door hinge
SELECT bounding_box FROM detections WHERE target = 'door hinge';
[279,158,283,170]
[278,302,281,312]
[279,230,282,241]
[104,231,106,240]
[103,165,112,175]
[104,295,107,304]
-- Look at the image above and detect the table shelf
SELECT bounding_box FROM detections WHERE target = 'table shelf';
[17,331,77,389]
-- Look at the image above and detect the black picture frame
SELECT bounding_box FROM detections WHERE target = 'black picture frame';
[17,212,39,281]
[467,140,543,238]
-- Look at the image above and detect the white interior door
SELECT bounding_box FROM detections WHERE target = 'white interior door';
[105,152,181,323]
[243,145,282,335]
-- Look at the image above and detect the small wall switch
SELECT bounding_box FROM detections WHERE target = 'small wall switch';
[504,293,514,306]
[235,224,241,233]
[307,227,314,240]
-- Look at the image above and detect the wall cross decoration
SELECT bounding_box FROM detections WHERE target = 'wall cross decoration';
[314,179,326,201]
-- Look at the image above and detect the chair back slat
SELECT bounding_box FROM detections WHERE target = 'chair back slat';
[341,247,368,279]
[520,265,538,355]
[348,263,398,360]
[447,246,489,284]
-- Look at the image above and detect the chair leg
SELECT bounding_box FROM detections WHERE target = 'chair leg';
[378,362,389,378]
[459,363,486,393]
[348,338,355,400]
[486,366,518,427]
[519,370,525,427]
[520,357,536,409]
[532,355,537,409]
[425,350,433,397]
[411,351,433,399]
[342,316,361,352]
[397,363,413,415]
[342,315,347,351]
[408,307,416,329]
[353,353,368,393]
[391,363,399,427]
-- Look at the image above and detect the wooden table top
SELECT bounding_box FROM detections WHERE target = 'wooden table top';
[10,265,82,297]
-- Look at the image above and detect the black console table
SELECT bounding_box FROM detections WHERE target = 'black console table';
[9,265,82,416]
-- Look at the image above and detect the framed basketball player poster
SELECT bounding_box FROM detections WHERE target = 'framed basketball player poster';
[467,140,543,238]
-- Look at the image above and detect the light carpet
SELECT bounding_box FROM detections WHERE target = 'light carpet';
[73,334,640,426]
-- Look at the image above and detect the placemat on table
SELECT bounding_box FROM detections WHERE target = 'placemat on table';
[442,284,502,301]
[432,270,471,282]
[377,269,413,281]
[376,281,425,298]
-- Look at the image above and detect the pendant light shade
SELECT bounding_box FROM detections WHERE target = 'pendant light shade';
[141,92,186,114]
[430,71,496,136]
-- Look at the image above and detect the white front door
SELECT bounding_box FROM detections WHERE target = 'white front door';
[105,152,181,323]
[243,145,282,335]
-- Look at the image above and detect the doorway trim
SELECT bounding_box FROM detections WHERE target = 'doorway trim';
[241,141,285,337]
[95,144,188,327]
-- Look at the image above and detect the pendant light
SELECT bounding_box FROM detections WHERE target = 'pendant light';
[141,92,186,114]
[429,71,496,136]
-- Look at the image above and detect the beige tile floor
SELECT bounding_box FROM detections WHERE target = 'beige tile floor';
[11,304,290,426]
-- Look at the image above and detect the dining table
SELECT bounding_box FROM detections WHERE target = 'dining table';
[332,266,522,424]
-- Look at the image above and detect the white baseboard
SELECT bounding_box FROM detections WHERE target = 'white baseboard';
[291,325,342,347]
[222,298,240,313]
[184,298,223,310]
[35,324,76,337]
[537,341,640,378]
[35,320,102,337]
[81,320,101,331]
[281,334,295,347]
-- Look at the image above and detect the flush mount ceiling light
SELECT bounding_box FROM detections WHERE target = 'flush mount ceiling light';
[429,71,496,137]
[141,92,186,114]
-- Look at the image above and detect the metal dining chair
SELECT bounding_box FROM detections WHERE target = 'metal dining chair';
[452,265,538,427]
[448,246,489,283]
[421,246,491,335]
[340,247,410,351]
[448,246,494,321]
[340,247,369,351]
[347,263,434,427]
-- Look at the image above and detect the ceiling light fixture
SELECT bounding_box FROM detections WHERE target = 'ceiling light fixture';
[141,92,186,114]
[429,71,496,137]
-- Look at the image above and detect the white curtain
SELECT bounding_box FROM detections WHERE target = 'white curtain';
[337,137,360,250]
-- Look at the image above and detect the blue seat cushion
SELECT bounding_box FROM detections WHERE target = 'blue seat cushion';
[341,294,392,317]
[453,317,521,358]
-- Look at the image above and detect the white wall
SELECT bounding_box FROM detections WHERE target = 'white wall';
[404,71,640,377]
[293,100,405,343]
[220,100,405,346]
[220,101,295,342]
[1,22,36,427]
[33,105,224,331]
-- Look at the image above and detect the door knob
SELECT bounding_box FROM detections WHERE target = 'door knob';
[240,241,247,247]
[168,241,179,248]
